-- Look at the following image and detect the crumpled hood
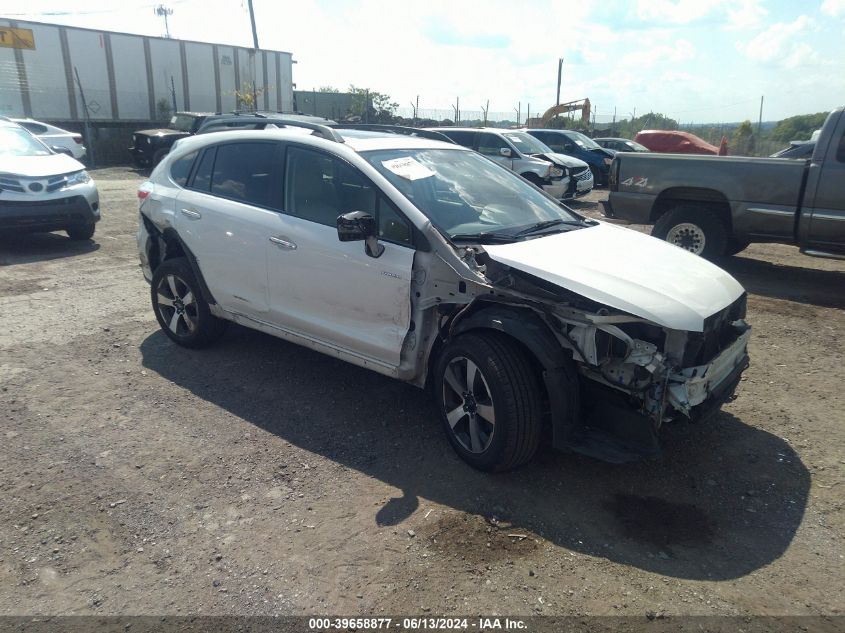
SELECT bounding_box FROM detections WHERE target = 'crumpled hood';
[533,152,589,169]
[0,153,85,178]
[483,222,744,332]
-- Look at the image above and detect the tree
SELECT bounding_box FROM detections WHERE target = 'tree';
[732,120,754,155]
[317,86,339,93]
[233,81,265,111]
[348,85,399,123]
[770,112,828,142]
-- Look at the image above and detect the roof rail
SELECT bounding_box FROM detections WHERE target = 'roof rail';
[332,124,455,144]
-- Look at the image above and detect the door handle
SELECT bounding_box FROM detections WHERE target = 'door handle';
[269,236,297,250]
[180,208,202,220]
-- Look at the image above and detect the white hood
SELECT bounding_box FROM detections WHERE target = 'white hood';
[484,222,744,332]
[0,153,84,178]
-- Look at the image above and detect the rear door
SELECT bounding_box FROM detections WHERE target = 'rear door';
[266,145,415,368]
[175,140,284,316]
[802,115,845,254]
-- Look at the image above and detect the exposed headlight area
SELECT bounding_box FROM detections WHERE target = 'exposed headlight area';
[64,170,91,188]
[550,166,565,178]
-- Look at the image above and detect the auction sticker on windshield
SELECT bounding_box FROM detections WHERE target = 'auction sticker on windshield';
[381,156,435,181]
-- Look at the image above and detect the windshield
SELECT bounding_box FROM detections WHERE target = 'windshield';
[626,140,650,152]
[169,114,197,132]
[362,148,583,241]
[0,126,52,156]
[500,131,552,155]
[568,131,601,150]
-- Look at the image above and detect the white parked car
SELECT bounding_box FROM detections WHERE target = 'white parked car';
[137,122,750,471]
[0,121,99,240]
[12,118,87,159]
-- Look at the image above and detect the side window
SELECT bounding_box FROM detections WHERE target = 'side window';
[169,151,197,187]
[20,122,48,135]
[477,133,505,157]
[541,133,568,153]
[837,129,845,163]
[441,130,475,148]
[285,146,412,245]
[210,142,278,208]
[378,197,411,245]
[190,147,215,192]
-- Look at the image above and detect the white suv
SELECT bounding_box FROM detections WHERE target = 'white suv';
[137,122,750,471]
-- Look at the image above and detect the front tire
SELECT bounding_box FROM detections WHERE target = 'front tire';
[151,258,226,348]
[652,205,728,260]
[435,333,543,472]
[67,224,95,240]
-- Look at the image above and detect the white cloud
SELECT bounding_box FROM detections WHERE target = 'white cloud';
[821,0,845,17]
[738,15,820,68]
[635,0,724,24]
[724,0,768,30]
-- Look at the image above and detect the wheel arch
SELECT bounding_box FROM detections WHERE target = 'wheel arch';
[436,303,581,449]
[145,220,217,306]
[651,187,732,230]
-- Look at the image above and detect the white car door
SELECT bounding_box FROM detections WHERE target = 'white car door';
[267,145,415,368]
[174,140,283,316]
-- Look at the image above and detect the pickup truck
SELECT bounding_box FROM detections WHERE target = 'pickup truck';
[602,107,845,260]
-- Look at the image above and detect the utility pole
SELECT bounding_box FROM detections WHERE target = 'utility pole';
[514,102,521,127]
[73,66,95,167]
[526,103,530,126]
[452,96,459,125]
[170,75,177,113]
[757,95,764,136]
[612,106,616,136]
[556,58,563,106]
[246,0,260,49]
[481,100,489,126]
[155,4,173,38]
[410,97,418,125]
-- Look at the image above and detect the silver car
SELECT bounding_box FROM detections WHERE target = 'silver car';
[431,127,593,199]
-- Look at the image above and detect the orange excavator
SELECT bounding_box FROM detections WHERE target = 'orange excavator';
[525,98,591,127]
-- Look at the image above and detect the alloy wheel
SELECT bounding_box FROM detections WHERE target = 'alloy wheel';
[155,274,197,336]
[442,356,496,454]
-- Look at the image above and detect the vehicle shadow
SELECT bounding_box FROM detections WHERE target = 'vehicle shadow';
[140,325,809,581]
[721,255,845,309]
[0,232,100,266]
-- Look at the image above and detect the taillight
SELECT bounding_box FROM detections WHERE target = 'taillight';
[73,135,83,144]
[138,181,154,200]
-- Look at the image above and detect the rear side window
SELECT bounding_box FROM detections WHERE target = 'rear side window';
[440,130,476,147]
[837,130,845,163]
[19,121,49,135]
[190,148,216,192]
[210,142,279,208]
[170,151,197,187]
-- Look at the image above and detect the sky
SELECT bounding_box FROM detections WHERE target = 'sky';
[4,0,844,123]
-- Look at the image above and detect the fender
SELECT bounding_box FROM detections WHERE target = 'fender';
[153,224,218,306]
[449,304,580,448]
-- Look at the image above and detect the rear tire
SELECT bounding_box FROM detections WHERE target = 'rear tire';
[67,224,95,240]
[726,238,751,256]
[652,205,728,260]
[151,258,226,348]
[434,333,543,472]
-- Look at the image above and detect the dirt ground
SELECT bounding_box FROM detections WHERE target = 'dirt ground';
[1,167,843,618]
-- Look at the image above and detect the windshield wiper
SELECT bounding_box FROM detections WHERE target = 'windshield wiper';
[450,232,518,244]
[513,218,585,236]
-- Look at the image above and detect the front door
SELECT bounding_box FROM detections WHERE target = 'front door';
[804,119,845,254]
[477,132,513,170]
[175,141,283,316]
[267,145,415,368]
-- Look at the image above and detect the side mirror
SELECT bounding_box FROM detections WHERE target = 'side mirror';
[499,147,512,157]
[336,211,384,258]
[51,145,73,156]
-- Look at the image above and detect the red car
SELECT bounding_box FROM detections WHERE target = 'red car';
[634,130,720,155]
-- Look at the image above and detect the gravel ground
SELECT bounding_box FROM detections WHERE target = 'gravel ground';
[1,167,843,617]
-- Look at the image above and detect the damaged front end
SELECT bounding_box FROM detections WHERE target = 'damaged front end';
[440,255,751,463]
